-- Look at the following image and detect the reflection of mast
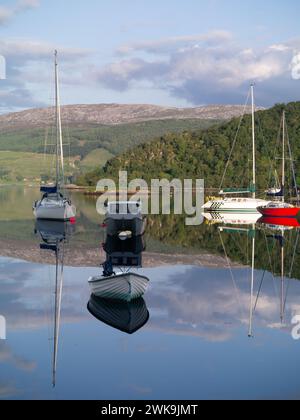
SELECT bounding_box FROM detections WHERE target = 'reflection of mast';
[280,229,284,323]
[52,240,64,388]
[248,225,255,338]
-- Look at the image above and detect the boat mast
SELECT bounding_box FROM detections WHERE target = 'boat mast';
[54,50,65,190]
[251,84,256,199]
[282,111,286,202]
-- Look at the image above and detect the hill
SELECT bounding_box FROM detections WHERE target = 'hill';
[78,102,300,189]
[0,103,259,130]
[0,103,263,184]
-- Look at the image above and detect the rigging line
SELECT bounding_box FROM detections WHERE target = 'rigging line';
[266,117,283,190]
[284,230,300,313]
[286,128,299,204]
[253,270,266,313]
[218,230,243,315]
[219,89,251,191]
[263,229,279,300]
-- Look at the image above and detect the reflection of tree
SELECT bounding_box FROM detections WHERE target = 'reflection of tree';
[146,214,300,280]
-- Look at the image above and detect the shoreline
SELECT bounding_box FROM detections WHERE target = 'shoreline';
[0,238,238,269]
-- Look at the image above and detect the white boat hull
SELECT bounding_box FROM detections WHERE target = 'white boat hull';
[202,198,270,214]
[88,273,149,302]
[34,199,76,221]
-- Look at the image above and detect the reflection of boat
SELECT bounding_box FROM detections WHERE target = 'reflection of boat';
[104,201,146,236]
[203,212,260,226]
[33,51,76,221]
[104,235,145,267]
[203,85,270,214]
[35,220,74,387]
[258,216,300,229]
[88,273,149,302]
[87,295,149,334]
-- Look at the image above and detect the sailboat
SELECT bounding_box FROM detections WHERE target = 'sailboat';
[202,85,270,214]
[33,51,76,221]
[258,111,300,218]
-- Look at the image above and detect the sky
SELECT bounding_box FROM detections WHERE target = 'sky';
[0,0,300,112]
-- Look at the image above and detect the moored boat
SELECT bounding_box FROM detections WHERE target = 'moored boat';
[33,51,76,221]
[202,85,270,214]
[88,272,149,302]
[257,111,300,219]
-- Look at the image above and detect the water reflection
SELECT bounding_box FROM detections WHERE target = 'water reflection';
[87,296,149,334]
[88,216,150,330]
[35,220,75,387]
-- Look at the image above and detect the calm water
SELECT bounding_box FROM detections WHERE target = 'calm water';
[1,186,300,400]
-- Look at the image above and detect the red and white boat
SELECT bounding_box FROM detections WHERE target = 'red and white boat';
[257,202,300,218]
[258,111,300,219]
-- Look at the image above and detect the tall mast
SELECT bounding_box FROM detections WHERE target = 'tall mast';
[54,50,65,189]
[282,111,286,202]
[251,84,256,199]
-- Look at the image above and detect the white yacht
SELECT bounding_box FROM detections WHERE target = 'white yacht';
[33,51,76,221]
[202,85,270,214]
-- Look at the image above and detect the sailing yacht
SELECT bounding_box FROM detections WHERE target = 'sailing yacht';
[202,85,270,214]
[33,51,76,221]
[258,111,300,218]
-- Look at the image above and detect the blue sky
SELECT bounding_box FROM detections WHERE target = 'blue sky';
[0,0,300,112]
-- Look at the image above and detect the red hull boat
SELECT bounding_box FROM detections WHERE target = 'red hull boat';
[257,206,300,218]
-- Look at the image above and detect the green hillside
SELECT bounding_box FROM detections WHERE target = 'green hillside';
[78,102,300,190]
[0,119,219,184]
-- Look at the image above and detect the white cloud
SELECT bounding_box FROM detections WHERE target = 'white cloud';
[95,31,299,106]
[0,0,39,25]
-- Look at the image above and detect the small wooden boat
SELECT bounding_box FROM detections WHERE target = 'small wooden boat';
[88,272,149,302]
[87,295,149,334]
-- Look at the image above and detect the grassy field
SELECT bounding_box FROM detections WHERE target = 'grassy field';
[0,151,77,184]
[0,119,221,184]
[80,148,114,172]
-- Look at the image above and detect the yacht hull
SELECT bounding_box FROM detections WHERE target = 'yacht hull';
[202,198,270,214]
[34,200,76,221]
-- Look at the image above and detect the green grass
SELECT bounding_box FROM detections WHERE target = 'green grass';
[0,151,77,184]
[80,148,114,172]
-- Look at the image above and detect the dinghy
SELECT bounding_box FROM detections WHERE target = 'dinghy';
[88,272,149,302]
